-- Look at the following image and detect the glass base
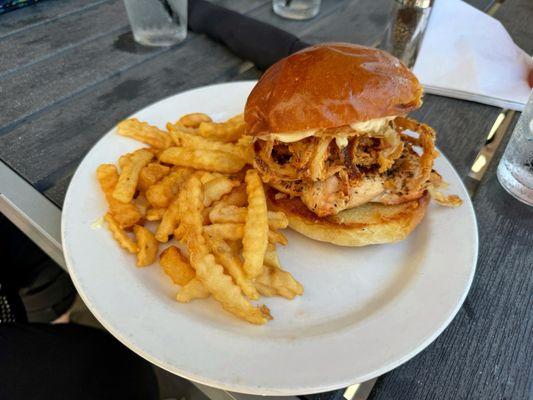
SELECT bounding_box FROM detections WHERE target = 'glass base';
[497,161,533,206]
[132,30,186,47]
[273,2,320,20]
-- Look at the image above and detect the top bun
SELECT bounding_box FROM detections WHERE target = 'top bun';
[244,43,422,136]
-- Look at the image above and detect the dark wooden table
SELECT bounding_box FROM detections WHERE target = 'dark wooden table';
[0,1,531,399]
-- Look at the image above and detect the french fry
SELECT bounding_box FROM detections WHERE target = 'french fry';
[159,147,246,174]
[138,162,170,192]
[160,246,195,285]
[204,223,285,244]
[242,169,269,279]
[133,225,158,267]
[135,193,149,217]
[173,224,186,242]
[204,177,240,206]
[112,149,153,203]
[178,113,212,128]
[146,167,192,208]
[203,223,244,241]
[96,164,141,228]
[169,125,249,161]
[176,278,210,303]
[236,135,254,163]
[181,176,270,324]
[264,243,282,269]
[205,235,259,300]
[255,265,304,300]
[145,207,166,221]
[100,112,302,324]
[197,114,245,142]
[213,185,248,207]
[268,229,288,246]
[155,191,184,243]
[104,213,138,254]
[119,154,133,170]
[117,118,172,149]
[209,205,288,229]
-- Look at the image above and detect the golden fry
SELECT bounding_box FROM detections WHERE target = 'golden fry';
[138,163,170,192]
[159,147,246,174]
[173,224,186,242]
[112,149,153,203]
[178,113,212,128]
[196,114,245,142]
[213,185,248,208]
[169,126,249,161]
[146,167,192,208]
[202,223,283,245]
[236,135,254,164]
[204,177,240,207]
[268,229,288,246]
[205,235,259,300]
[104,213,138,254]
[255,265,304,300]
[203,223,244,241]
[118,154,131,170]
[155,191,184,243]
[135,193,149,217]
[160,246,196,285]
[209,205,288,229]
[145,207,166,221]
[96,164,141,228]
[264,243,282,269]
[103,112,301,324]
[176,278,210,303]
[242,169,269,279]
[181,176,269,324]
[117,118,172,149]
[133,225,158,267]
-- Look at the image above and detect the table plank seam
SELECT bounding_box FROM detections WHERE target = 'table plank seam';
[0,24,130,81]
[0,0,114,41]
[0,28,193,136]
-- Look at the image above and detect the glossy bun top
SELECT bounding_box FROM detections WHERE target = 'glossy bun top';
[244,43,422,136]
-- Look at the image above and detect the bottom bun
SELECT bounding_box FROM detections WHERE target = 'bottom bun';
[267,189,430,247]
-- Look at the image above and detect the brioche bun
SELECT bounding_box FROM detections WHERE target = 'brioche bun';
[267,189,429,246]
[244,43,422,137]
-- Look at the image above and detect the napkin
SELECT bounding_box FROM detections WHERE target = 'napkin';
[188,0,308,71]
[413,0,533,111]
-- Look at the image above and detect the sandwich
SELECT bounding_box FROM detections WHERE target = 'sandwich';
[244,43,459,246]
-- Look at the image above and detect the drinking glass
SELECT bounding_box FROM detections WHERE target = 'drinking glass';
[273,0,321,20]
[123,0,187,47]
[497,92,533,206]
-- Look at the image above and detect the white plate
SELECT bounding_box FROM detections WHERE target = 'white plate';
[62,81,478,395]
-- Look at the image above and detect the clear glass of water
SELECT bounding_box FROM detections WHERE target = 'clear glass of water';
[497,93,533,206]
[273,0,321,20]
[123,0,187,47]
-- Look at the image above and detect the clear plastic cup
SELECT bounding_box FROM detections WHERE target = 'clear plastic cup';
[123,0,187,47]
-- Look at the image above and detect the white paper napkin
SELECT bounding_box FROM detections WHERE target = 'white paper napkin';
[413,0,533,111]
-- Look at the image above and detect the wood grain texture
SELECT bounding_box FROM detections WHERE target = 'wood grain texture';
[493,0,533,54]
[467,0,497,11]
[0,35,244,201]
[0,0,129,76]
[0,0,111,38]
